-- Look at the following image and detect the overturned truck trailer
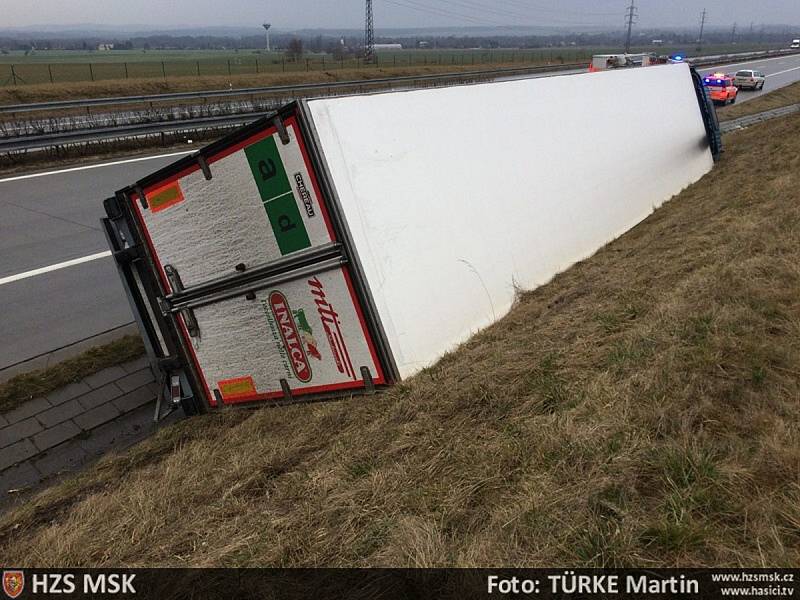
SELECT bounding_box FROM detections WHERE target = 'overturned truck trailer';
[103,64,721,414]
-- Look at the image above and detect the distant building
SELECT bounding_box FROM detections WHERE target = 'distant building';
[97,43,115,51]
[374,43,403,51]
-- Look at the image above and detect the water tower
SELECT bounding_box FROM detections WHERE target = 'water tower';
[263,23,271,52]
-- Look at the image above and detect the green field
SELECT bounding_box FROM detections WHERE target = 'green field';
[0,44,783,86]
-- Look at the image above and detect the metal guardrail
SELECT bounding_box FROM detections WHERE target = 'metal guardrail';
[0,113,269,151]
[2,48,797,117]
[0,63,584,115]
[719,103,800,133]
[689,48,800,65]
[2,49,798,154]
[3,48,796,116]
[0,63,588,152]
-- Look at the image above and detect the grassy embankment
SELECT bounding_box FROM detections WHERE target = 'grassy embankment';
[0,336,144,416]
[0,107,798,569]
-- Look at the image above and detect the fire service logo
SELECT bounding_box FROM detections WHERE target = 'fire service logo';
[2,571,23,599]
[268,291,312,382]
[308,276,356,380]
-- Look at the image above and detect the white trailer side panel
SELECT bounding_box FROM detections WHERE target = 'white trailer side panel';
[307,64,713,377]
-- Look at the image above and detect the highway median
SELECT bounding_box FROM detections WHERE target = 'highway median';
[0,335,145,417]
[718,79,800,121]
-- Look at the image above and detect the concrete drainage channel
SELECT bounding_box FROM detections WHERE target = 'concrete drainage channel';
[0,357,179,511]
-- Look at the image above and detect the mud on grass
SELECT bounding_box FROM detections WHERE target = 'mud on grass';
[0,114,799,567]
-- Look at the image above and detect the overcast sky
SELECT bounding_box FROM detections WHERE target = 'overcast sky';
[3,0,800,30]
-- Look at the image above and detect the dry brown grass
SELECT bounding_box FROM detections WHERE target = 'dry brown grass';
[718,80,800,121]
[0,113,798,568]
[0,63,541,106]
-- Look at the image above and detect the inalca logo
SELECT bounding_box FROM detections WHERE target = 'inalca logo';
[268,292,312,382]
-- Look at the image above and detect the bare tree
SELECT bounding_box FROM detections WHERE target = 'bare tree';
[285,38,304,62]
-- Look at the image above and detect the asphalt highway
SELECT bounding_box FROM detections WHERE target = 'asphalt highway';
[699,51,800,104]
[1,52,800,371]
[0,153,190,370]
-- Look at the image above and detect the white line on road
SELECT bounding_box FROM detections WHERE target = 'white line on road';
[0,251,112,286]
[0,150,194,184]
[766,65,800,77]
[701,53,800,73]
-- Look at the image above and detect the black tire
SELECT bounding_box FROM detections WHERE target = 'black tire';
[731,96,736,104]
[759,82,765,90]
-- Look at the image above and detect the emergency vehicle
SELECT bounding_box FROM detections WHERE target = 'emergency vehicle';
[703,73,739,105]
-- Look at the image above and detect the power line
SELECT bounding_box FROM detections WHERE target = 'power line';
[435,0,540,24]
[439,0,619,20]
[379,0,619,28]
[381,0,505,26]
[490,0,620,18]
[624,0,637,53]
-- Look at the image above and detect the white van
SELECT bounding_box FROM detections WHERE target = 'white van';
[734,69,766,90]
[791,39,800,49]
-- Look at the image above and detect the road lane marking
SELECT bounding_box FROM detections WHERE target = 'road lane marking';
[767,65,800,77]
[701,53,800,73]
[0,150,194,184]
[0,250,112,286]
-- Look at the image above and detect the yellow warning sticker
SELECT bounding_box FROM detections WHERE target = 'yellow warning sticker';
[218,376,257,400]
[147,180,185,213]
